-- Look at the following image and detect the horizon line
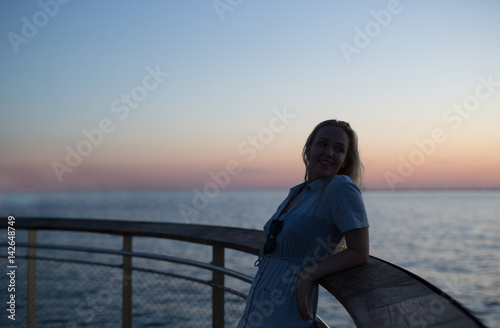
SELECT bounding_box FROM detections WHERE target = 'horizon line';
[1,186,500,194]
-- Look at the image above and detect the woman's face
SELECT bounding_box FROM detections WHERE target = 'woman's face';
[306,125,349,184]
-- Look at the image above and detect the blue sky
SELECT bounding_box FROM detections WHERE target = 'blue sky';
[1,0,500,191]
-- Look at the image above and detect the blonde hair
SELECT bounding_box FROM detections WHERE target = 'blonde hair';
[302,119,364,187]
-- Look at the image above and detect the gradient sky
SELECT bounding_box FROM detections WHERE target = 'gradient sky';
[1,0,500,192]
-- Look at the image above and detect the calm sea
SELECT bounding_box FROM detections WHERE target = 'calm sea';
[0,189,499,327]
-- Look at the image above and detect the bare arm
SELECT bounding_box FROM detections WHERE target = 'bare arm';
[295,227,369,320]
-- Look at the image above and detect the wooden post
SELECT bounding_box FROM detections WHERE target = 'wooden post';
[212,246,225,328]
[122,235,132,328]
[27,230,37,328]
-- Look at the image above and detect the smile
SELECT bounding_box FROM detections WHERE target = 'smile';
[319,160,333,166]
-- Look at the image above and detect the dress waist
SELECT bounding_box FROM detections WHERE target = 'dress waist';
[265,254,304,265]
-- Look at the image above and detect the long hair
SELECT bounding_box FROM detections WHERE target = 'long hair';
[302,120,364,187]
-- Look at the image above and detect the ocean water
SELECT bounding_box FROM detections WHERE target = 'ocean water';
[0,189,499,327]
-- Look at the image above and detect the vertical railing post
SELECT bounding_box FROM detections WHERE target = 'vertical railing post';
[122,235,132,328]
[27,230,37,328]
[212,246,225,328]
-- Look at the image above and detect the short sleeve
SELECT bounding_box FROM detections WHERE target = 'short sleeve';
[327,175,369,234]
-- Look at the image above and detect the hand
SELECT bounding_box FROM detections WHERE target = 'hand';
[295,270,315,321]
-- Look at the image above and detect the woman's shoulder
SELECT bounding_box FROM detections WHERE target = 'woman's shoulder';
[328,175,359,189]
[322,175,362,199]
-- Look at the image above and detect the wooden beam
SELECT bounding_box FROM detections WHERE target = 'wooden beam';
[27,230,37,328]
[122,235,132,328]
[1,218,264,255]
[212,246,225,328]
[320,256,485,327]
[0,218,485,327]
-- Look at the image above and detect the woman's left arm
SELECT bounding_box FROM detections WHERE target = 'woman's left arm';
[295,227,369,320]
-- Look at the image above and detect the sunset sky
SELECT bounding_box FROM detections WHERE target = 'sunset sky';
[1,0,500,192]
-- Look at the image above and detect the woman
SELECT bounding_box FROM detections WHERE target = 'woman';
[238,119,369,327]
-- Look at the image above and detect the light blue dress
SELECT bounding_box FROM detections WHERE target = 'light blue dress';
[237,175,369,328]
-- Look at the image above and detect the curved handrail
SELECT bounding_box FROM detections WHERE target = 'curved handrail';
[0,217,485,327]
[320,256,486,327]
[1,217,263,254]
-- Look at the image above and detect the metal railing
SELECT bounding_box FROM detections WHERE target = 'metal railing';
[0,217,485,328]
[0,218,329,328]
